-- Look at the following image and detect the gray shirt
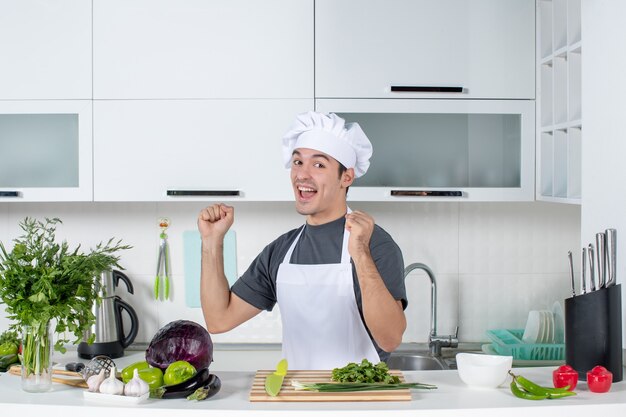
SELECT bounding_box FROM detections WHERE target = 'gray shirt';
[231,216,406,361]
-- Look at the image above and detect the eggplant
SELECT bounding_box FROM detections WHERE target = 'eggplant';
[151,367,211,399]
[186,374,222,401]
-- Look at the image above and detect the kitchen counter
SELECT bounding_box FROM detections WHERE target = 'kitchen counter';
[1,351,626,417]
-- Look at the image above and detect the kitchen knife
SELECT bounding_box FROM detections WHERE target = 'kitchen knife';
[596,233,607,288]
[265,359,288,397]
[588,244,596,291]
[606,228,617,287]
[568,251,576,297]
[581,247,587,294]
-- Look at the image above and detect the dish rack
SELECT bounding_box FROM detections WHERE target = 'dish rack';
[486,329,565,361]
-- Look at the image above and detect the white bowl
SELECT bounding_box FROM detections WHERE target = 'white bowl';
[456,353,513,388]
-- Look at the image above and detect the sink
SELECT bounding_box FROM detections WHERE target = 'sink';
[386,354,448,371]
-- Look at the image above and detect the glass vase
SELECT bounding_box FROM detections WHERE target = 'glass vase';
[20,321,52,393]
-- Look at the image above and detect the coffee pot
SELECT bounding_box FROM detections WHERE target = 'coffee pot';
[78,270,139,359]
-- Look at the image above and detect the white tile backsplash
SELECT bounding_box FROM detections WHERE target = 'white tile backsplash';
[0,201,580,346]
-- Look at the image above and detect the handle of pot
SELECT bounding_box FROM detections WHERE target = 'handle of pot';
[114,296,139,348]
[113,270,134,295]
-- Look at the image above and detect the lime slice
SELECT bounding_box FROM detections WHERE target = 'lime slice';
[265,373,284,397]
[275,359,288,377]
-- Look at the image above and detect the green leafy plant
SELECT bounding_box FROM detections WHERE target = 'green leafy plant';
[331,359,401,384]
[0,217,131,376]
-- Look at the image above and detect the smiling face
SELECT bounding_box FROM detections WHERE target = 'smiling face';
[290,148,355,225]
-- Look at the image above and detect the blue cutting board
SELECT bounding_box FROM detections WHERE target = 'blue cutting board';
[183,230,237,308]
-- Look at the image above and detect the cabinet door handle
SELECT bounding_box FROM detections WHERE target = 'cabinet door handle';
[390,86,463,93]
[391,190,463,197]
[0,191,20,198]
[166,190,240,197]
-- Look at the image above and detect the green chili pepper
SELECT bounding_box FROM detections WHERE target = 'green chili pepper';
[509,371,576,400]
[510,379,548,400]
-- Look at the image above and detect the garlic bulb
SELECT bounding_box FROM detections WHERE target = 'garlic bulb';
[99,366,125,395]
[87,368,106,392]
[124,368,150,397]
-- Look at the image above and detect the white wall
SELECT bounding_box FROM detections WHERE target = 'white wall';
[581,0,626,343]
[0,201,580,345]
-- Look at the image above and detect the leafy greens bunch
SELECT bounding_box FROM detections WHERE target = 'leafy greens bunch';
[0,217,131,353]
[331,359,401,384]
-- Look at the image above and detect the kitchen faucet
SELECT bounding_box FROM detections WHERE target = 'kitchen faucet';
[404,262,459,357]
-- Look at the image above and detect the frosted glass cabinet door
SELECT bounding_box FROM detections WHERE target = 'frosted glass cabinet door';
[93,99,312,201]
[93,0,313,99]
[316,0,535,99]
[0,0,91,99]
[316,99,535,202]
[0,101,93,201]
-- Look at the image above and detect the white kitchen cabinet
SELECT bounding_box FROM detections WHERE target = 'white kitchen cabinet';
[93,99,312,201]
[536,0,581,204]
[316,99,535,202]
[315,0,535,100]
[0,0,91,99]
[0,101,93,202]
[93,0,313,99]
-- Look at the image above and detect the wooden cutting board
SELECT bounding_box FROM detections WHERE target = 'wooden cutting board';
[249,370,411,402]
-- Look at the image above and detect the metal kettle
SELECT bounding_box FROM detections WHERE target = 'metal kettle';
[77,270,139,359]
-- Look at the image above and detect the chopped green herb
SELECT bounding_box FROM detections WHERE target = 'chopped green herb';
[331,359,400,384]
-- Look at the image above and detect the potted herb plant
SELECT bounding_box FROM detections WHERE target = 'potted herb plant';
[0,217,130,392]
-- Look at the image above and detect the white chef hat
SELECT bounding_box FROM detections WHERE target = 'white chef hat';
[282,111,373,178]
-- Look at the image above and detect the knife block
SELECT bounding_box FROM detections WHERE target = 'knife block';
[564,284,622,382]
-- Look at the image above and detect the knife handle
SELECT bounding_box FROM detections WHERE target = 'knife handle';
[596,233,606,288]
[606,229,617,287]
[581,247,587,294]
[588,244,596,292]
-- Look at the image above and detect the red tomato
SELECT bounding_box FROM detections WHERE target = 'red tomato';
[553,364,578,391]
[587,366,612,393]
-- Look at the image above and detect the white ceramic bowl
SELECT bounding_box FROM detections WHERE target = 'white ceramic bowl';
[456,353,513,388]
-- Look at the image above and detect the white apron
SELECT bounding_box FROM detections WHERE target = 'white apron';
[276,219,380,369]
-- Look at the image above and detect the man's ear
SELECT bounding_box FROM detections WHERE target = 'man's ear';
[342,168,355,188]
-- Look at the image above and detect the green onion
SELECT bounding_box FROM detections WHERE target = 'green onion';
[291,380,437,392]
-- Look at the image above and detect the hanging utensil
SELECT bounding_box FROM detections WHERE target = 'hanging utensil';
[588,244,596,291]
[596,233,606,289]
[605,229,617,287]
[568,251,576,298]
[154,218,171,301]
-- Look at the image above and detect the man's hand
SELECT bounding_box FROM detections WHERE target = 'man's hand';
[198,204,234,241]
[345,210,375,261]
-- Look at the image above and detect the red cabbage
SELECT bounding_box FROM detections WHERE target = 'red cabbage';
[145,320,213,371]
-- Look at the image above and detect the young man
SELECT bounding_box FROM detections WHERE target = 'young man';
[198,111,406,369]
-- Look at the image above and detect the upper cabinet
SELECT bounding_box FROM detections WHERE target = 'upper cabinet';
[315,0,535,100]
[93,99,311,202]
[93,0,313,99]
[0,0,91,99]
[317,99,535,202]
[0,100,93,202]
[536,0,581,204]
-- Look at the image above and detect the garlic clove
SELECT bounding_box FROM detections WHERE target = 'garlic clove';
[87,368,106,392]
[98,366,125,395]
[124,368,150,397]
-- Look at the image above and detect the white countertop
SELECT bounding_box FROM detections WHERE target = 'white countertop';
[1,350,626,417]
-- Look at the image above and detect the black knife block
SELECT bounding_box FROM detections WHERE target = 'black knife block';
[564,284,622,382]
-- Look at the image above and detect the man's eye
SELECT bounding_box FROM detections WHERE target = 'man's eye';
[314,162,325,168]
[292,160,302,166]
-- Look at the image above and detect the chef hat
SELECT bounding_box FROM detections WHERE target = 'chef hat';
[282,111,373,178]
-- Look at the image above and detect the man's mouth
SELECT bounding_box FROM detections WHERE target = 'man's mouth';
[297,185,317,200]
